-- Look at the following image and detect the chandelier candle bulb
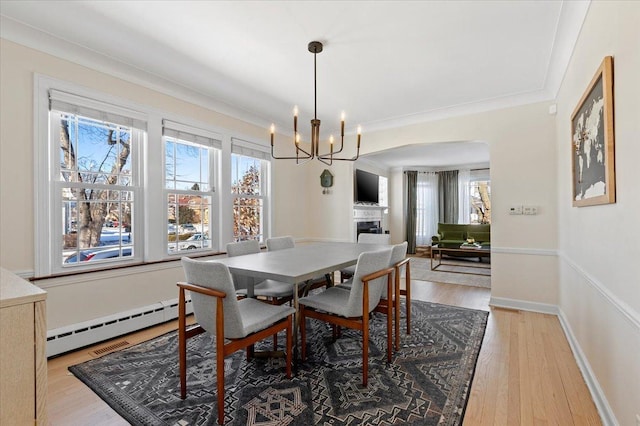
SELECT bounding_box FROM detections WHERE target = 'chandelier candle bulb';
[357,126,362,148]
[270,124,275,146]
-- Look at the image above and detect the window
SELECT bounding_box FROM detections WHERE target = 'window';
[48,90,145,271]
[35,78,271,276]
[379,176,388,207]
[163,120,220,254]
[469,180,491,224]
[231,139,271,242]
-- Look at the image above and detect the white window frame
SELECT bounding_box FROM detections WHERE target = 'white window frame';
[34,75,273,277]
[163,120,222,255]
[35,76,147,276]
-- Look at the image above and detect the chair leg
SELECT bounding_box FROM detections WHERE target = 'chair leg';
[286,316,292,379]
[406,268,411,335]
[273,333,278,351]
[362,313,369,387]
[216,335,225,425]
[387,299,393,362]
[178,289,187,399]
[300,307,307,361]
[394,273,401,351]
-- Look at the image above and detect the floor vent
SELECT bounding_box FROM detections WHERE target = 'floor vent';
[90,340,130,357]
[47,297,192,358]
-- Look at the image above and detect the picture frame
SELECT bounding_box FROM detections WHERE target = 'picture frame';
[571,56,615,207]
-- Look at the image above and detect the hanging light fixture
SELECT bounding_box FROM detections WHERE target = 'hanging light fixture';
[270,41,361,165]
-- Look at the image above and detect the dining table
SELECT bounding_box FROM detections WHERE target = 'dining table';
[210,241,391,358]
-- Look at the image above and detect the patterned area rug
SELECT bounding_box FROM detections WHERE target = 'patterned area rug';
[69,301,488,425]
[410,257,491,288]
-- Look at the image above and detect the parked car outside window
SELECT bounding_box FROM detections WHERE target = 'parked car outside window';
[178,233,211,250]
[64,247,133,264]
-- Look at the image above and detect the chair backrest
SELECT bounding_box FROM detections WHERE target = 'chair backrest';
[226,240,261,290]
[390,241,408,266]
[346,248,393,316]
[379,241,408,298]
[266,236,295,251]
[357,233,391,245]
[181,257,244,338]
[226,240,260,257]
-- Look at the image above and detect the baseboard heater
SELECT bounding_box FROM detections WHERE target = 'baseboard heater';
[46,297,193,358]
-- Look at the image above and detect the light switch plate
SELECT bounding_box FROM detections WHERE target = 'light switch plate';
[509,205,523,215]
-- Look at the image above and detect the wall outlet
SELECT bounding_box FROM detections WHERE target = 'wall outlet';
[509,205,523,215]
[523,205,538,215]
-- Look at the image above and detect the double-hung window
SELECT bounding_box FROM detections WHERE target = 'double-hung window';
[231,138,270,242]
[47,90,145,273]
[163,120,220,254]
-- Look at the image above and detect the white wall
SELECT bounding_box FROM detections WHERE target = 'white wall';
[554,2,640,424]
[311,102,560,305]
[0,39,307,328]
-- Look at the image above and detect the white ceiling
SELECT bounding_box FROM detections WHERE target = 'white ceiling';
[0,1,589,167]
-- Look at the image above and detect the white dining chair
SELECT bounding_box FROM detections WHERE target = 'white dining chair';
[178,257,295,425]
[340,233,391,282]
[226,240,294,303]
[299,248,394,386]
[337,241,409,351]
[227,240,296,351]
[266,236,332,294]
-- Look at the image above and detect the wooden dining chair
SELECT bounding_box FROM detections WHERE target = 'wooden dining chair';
[375,242,409,351]
[299,249,393,386]
[266,236,332,294]
[226,240,294,305]
[337,242,409,351]
[339,233,391,282]
[227,240,295,351]
[178,258,294,425]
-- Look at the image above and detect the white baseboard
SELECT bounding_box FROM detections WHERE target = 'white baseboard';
[557,309,618,426]
[489,296,559,315]
[46,297,192,357]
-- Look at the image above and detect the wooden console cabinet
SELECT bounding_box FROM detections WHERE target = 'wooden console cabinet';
[0,267,47,425]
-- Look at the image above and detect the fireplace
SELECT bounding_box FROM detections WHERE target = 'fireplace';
[353,206,385,241]
[356,220,382,238]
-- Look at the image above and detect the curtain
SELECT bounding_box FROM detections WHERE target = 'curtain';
[458,169,471,224]
[404,171,417,254]
[438,170,459,223]
[416,172,439,246]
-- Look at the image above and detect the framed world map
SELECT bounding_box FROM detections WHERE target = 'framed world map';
[571,56,615,207]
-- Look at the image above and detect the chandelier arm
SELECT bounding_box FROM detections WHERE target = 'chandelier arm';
[317,156,333,166]
[271,146,312,160]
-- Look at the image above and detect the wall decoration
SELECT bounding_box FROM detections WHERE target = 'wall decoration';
[571,56,615,207]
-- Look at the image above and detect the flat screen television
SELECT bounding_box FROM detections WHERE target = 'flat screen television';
[354,169,379,204]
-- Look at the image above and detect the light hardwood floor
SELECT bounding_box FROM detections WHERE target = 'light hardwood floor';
[47,279,601,425]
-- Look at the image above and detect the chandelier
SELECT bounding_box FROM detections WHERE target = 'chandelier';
[270,41,361,165]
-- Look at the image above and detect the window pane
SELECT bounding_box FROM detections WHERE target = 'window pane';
[469,180,491,224]
[167,193,211,253]
[62,188,134,265]
[231,154,261,195]
[233,197,263,242]
[165,138,210,191]
[57,114,132,185]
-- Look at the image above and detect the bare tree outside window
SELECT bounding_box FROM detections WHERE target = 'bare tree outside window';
[58,114,134,264]
[470,181,491,224]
